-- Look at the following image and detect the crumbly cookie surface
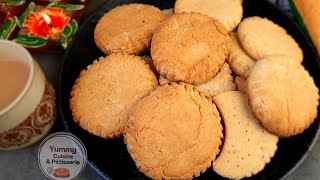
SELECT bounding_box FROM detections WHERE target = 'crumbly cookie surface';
[151,12,230,85]
[124,83,223,179]
[94,4,165,55]
[247,55,319,137]
[70,53,158,138]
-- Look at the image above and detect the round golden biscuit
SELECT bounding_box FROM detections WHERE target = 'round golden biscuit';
[94,4,165,55]
[213,91,278,179]
[151,13,230,85]
[237,16,303,63]
[174,0,243,31]
[124,83,223,179]
[69,53,158,138]
[247,55,319,137]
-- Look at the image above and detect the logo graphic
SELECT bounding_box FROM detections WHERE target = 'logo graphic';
[38,132,87,180]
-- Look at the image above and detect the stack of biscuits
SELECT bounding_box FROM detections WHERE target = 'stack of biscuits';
[69,0,319,179]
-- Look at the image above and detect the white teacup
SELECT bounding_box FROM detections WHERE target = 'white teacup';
[0,40,56,150]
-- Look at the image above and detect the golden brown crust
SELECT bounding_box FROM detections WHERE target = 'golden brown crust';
[94,4,165,55]
[124,83,223,179]
[69,53,158,138]
[237,16,303,63]
[151,12,230,85]
[174,0,243,31]
[227,32,255,78]
[212,91,278,179]
[247,55,319,137]
[294,0,320,55]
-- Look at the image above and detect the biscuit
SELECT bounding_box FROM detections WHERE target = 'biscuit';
[94,4,165,55]
[159,63,236,96]
[197,63,236,96]
[235,76,247,95]
[151,12,230,85]
[247,55,319,137]
[70,53,158,138]
[174,0,243,31]
[212,91,278,179]
[162,8,174,19]
[124,83,223,179]
[237,16,303,63]
[227,32,255,78]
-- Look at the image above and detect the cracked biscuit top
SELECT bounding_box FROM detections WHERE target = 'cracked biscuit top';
[124,83,223,179]
[151,12,230,85]
[94,4,165,55]
[69,53,158,138]
[247,55,319,137]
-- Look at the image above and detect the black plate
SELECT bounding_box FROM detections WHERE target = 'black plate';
[58,0,320,179]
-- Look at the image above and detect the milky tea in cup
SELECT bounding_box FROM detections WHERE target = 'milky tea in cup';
[0,60,29,111]
[0,40,56,150]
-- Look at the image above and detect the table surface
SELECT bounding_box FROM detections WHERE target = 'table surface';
[1,1,320,180]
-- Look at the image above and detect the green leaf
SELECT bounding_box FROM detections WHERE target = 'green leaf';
[288,0,312,41]
[60,19,78,49]
[48,3,85,11]
[18,2,35,27]
[13,35,49,48]
[0,0,26,6]
[0,17,18,39]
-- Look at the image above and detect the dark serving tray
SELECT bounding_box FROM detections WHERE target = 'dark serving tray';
[58,0,320,179]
